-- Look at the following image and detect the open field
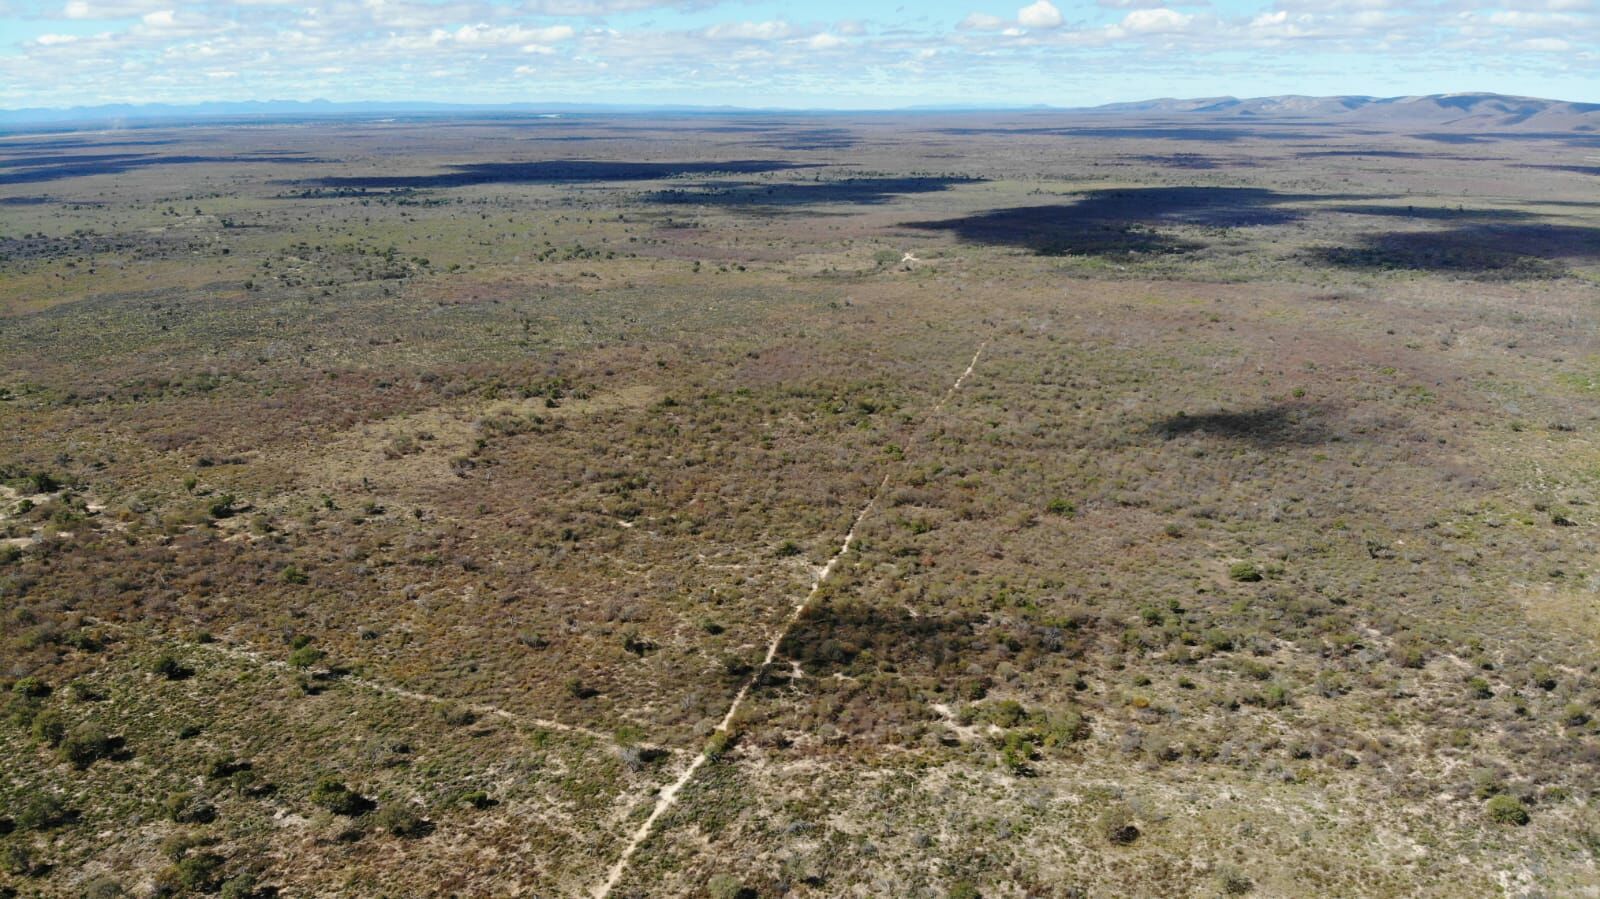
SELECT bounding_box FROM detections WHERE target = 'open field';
[2,110,1599,898]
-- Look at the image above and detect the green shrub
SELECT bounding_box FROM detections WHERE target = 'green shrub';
[1264,683,1291,709]
[707,874,753,899]
[205,755,248,780]
[60,723,113,768]
[1217,866,1254,895]
[1486,794,1530,826]
[219,873,260,899]
[948,882,981,899]
[1037,708,1090,748]
[165,791,217,824]
[1000,731,1036,775]
[150,653,192,680]
[309,777,370,816]
[11,677,49,698]
[30,708,65,746]
[175,851,227,892]
[81,876,126,898]
[986,699,1027,728]
[287,646,325,669]
[161,831,212,862]
[1390,640,1428,669]
[459,790,494,810]
[67,681,105,701]
[14,793,70,830]
[2,844,40,877]
[208,495,236,519]
[371,804,430,837]
[1228,561,1262,582]
[705,730,734,760]
[229,769,265,797]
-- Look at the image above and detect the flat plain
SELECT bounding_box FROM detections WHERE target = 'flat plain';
[2,108,1599,897]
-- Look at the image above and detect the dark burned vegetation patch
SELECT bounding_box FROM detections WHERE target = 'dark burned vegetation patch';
[777,601,982,679]
[305,159,812,189]
[681,122,857,147]
[0,231,208,266]
[1121,153,1241,169]
[1311,223,1600,279]
[776,599,1089,681]
[0,153,327,185]
[645,175,980,211]
[1518,164,1600,177]
[905,186,1314,258]
[1151,404,1332,447]
[1324,203,1537,222]
[1295,149,1466,159]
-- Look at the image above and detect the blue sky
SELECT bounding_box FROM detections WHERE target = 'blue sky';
[0,0,1595,109]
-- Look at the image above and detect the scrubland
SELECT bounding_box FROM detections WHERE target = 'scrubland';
[1,112,1599,897]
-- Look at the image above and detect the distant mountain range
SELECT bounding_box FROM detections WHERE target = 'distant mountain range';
[1083,93,1600,131]
[2,93,1597,132]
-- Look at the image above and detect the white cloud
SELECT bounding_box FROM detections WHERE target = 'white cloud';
[704,20,793,40]
[519,0,712,13]
[1486,10,1580,27]
[453,23,575,45]
[1119,8,1193,32]
[1017,0,1062,28]
[958,12,1006,30]
[8,0,1599,111]
[1513,36,1572,50]
[61,0,169,18]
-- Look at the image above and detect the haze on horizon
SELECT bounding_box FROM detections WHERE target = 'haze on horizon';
[0,0,1596,112]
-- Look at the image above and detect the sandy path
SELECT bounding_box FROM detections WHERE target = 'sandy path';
[83,615,670,754]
